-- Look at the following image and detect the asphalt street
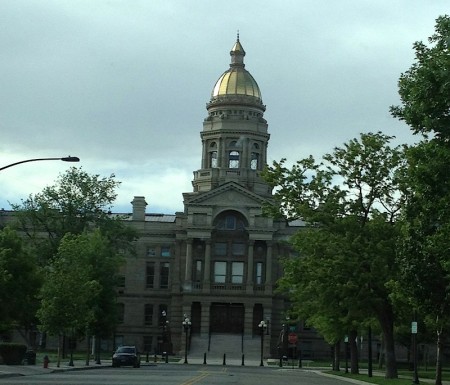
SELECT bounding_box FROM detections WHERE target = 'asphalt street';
[0,364,364,385]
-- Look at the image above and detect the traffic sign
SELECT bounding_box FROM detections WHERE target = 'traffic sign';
[288,332,298,344]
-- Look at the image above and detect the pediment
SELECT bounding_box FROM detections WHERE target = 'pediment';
[184,182,270,208]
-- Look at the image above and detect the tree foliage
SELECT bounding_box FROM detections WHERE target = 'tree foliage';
[390,15,450,385]
[37,230,123,338]
[390,15,450,140]
[0,227,41,334]
[263,132,406,378]
[12,167,136,264]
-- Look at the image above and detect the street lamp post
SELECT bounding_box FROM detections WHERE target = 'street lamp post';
[182,315,191,364]
[0,156,80,171]
[258,320,267,366]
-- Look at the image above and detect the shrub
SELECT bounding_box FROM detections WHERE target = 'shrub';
[0,343,27,365]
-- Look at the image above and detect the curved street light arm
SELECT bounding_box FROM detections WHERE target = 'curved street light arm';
[0,156,80,171]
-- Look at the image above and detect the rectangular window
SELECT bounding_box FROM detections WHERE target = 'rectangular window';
[160,262,170,289]
[147,247,156,257]
[144,304,153,326]
[214,261,226,283]
[232,243,245,256]
[161,246,171,257]
[214,242,227,256]
[146,262,155,288]
[117,303,125,324]
[194,260,202,282]
[231,262,244,284]
[255,262,263,284]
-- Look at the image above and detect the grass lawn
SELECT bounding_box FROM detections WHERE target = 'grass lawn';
[328,368,450,385]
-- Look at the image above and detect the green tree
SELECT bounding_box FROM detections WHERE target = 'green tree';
[390,15,450,385]
[0,226,41,344]
[37,230,123,366]
[12,167,136,265]
[263,132,406,379]
[390,15,450,140]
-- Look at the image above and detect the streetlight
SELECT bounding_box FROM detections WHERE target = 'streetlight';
[258,320,267,366]
[0,156,80,171]
[182,315,192,364]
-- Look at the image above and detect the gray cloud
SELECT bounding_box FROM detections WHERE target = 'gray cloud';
[1,0,447,213]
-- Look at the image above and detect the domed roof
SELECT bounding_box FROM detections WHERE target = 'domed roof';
[211,37,262,101]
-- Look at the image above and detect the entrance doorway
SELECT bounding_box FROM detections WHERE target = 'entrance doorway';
[210,303,244,333]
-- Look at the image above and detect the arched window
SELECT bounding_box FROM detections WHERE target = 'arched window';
[251,152,259,170]
[209,142,218,168]
[229,151,240,168]
[210,151,218,168]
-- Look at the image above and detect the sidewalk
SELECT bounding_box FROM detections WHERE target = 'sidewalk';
[0,359,114,379]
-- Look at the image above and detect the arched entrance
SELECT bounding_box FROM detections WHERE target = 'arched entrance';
[210,303,244,333]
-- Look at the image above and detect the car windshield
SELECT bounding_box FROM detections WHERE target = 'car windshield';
[116,347,135,354]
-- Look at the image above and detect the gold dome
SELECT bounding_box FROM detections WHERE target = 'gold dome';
[211,38,262,101]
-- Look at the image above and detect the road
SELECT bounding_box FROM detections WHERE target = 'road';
[0,365,356,385]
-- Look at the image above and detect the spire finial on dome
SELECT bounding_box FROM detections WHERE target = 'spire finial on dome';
[230,31,245,67]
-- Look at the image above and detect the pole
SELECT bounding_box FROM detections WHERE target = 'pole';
[368,326,372,377]
[412,311,419,384]
[260,327,264,366]
[0,156,80,171]
[184,326,188,364]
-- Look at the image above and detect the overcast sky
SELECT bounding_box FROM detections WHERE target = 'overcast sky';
[1,1,447,214]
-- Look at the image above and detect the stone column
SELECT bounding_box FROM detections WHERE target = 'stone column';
[246,240,255,294]
[203,240,211,293]
[184,239,193,290]
[200,302,211,338]
[265,242,273,293]
[244,305,254,338]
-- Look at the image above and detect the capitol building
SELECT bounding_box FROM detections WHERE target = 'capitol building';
[116,37,329,361]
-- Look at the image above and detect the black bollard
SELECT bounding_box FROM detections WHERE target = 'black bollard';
[203,352,207,365]
[146,352,149,362]
[241,353,245,366]
[154,354,157,363]
[223,353,226,366]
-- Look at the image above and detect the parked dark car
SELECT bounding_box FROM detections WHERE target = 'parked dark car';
[112,346,141,368]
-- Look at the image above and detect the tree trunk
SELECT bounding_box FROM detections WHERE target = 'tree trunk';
[57,334,62,368]
[85,334,90,366]
[349,329,359,374]
[376,304,398,379]
[435,329,443,385]
[333,341,341,371]
[377,334,384,369]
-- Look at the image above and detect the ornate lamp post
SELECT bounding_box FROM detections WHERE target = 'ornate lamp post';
[0,156,80,171]
[258,320,267,366]
[182,315,191,364]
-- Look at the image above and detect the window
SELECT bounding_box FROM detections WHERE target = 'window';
[161,246,171,257]
[146,262,155,288]
[147,247,156,257]
[160,262,170,289]
[214,261,226,283]
[232,243,245,256]
[214,242,227,256]
[231,262,244,284]
[117,303,125,324]
[255,262,263,284]
[251,152,259,170]
[229,151,240,168]
[210,151,218,168]
[144,304,153,325]
[194,260,202,282]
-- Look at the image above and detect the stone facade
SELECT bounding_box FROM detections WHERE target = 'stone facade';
[114,37,330,360]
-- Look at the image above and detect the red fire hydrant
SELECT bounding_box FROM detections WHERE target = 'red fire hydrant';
[43,355,49,369]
